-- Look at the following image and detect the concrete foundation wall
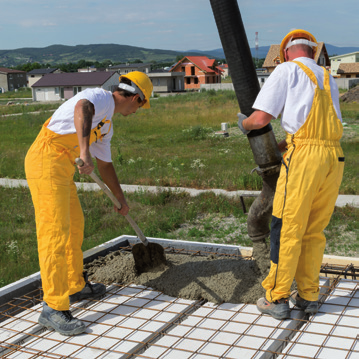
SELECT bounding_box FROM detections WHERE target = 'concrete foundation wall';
[200,83,234,91]
[335,77,359,90]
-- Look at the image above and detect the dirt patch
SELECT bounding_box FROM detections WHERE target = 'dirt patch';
[341,86,359,103]
[85,247,270,304]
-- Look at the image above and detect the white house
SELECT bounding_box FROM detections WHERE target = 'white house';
[148,70,185,93]
[27,68,61,88]
[32,72,119,102]
[330,52,359,77]
[109,63,151,75]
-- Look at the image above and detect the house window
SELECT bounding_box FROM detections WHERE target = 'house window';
[194,78,198,84]
[55,87,59,95]
[191,66,195,76]
[181,67,185,72]
[73,86,82,95]
[186,78,191,85]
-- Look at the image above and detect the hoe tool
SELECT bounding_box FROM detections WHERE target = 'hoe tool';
[75,158,166,273]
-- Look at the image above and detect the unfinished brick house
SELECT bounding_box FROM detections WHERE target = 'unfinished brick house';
[170,56,222,90]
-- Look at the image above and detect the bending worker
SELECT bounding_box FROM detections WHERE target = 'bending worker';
[238,30,344,320]
[25,71,153,335]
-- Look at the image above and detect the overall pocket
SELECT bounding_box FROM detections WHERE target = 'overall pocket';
[25,147,43,180]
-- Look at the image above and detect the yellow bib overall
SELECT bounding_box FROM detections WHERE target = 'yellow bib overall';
[262,62,344,302]
[25,117,111,310]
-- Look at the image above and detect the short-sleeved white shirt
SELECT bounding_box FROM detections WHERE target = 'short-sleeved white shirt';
[47,88,115,162]
[253,57,342,134]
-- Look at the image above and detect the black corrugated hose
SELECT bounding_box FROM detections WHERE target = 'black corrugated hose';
[209,0,282,242]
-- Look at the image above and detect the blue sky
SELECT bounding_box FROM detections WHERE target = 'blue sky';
[1,0,358,51]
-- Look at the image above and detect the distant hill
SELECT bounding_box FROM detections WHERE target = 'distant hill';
[0,44,208,67]
[1,43,358,67]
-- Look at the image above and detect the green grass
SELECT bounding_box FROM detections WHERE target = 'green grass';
[0,90,358,288]
[2,90,356,193]
[325,205,359,257]
[0,103,60,115]
[0,87,32,99]
[0,187,251,287]
[1,186,357,288]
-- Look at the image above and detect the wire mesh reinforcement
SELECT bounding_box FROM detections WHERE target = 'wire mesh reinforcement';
[0,248,358,358]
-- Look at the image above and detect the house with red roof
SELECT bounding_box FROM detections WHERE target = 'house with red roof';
[170,56,222,90]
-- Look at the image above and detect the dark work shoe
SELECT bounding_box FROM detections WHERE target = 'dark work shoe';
[38,302,86,336]
[257,297,290,320]
[290,290,318,314]
[69,273,106,304]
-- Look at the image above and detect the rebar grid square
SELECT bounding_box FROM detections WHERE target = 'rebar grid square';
[0,275,358,358]
[278,279,359,359]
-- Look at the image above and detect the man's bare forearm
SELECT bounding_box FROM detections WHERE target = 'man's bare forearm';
[74,99,95,174]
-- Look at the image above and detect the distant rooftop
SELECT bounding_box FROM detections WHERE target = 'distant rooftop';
[27,68,58,75]
[32,71,117,87]
[110,63,151,69]
[0,67,26,74]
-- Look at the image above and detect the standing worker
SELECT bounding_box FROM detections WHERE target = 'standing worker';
[238,30,344,320]
[25,71,153,335]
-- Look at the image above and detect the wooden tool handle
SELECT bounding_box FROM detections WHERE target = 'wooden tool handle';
[75,158,149,246]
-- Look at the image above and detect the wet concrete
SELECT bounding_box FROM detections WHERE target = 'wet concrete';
[85,245,271,304]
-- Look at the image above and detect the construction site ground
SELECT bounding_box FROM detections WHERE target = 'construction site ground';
[0,180,358,358]
[1,235,359,359]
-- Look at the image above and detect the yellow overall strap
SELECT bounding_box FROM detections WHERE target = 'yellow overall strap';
[322,66,331,92]
[291,61,319,87]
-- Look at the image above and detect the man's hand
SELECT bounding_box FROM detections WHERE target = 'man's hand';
[113,197,130,216]
[237,113,250,135]
[77,152,94,175]
[277,139,288,153]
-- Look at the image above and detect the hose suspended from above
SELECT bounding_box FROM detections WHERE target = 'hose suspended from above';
[209,0,282,242]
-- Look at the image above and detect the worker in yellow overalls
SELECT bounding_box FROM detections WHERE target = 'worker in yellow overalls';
[25,72,153,335]
[238,30,344,320]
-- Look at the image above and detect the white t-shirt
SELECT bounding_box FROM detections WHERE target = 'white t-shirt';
[47,88,115,162]
[253,57,342,134]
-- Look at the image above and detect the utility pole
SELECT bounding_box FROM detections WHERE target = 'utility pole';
[255,32,259,68]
